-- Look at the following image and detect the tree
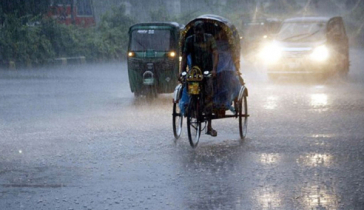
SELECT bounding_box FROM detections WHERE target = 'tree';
[150,7,170,22]
[0,0,51,16]
[0,0,51,25]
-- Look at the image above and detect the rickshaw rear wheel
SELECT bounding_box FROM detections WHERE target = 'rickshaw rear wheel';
[173,102,183,139]
[187,97,201,148]
[238,96,248,139]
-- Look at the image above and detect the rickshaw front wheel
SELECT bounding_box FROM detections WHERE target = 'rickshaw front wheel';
[187,97,201,148]
[172,102,183,139]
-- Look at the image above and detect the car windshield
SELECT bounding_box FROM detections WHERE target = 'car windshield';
[276,22,326,42]
[243,23,268,40]
[130,29,171,51]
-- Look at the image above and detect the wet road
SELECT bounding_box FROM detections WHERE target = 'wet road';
[1,49,364,210]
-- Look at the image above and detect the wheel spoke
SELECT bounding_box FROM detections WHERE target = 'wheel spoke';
[190,123,198,130]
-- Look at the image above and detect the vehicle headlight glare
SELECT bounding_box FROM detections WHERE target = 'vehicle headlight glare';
[128,51,135,57]
[169,51,176,58]
[310,46,329,61]
[260,43,282,64]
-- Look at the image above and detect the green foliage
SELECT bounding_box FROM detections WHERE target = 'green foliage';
[0,0,51,25]
[0,14,54,64]
[0,4,135,65]
[150,7,171,22]
[96,5,135,60]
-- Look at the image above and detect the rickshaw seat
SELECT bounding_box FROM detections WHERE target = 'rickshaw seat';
[179,50,241,114]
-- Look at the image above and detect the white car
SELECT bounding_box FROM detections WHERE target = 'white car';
[260,16,349,79]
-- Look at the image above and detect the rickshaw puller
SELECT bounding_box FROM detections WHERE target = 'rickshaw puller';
[181,21,219,137]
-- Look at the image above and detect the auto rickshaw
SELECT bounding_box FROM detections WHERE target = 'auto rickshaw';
[172,15,249,148]
[127,22,183,98]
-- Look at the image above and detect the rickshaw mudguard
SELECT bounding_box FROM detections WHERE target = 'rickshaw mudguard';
[238,86,248,101]
[173,84,183,103]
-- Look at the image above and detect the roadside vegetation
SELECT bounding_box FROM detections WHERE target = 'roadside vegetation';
[0,4,134,66]
[1,0,363,67]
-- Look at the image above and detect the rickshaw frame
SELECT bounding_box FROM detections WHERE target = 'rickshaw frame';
[172,15,249,148]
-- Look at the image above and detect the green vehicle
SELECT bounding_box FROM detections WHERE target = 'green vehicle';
[127,22,183,98]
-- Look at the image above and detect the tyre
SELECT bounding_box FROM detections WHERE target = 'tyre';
[238,95,248,139]
[187,97,201,148]
[134,91,140,98]
[146,86,157,100]
[172,102,183,139]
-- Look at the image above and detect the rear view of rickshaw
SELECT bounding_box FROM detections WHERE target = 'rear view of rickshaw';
[172,15,249,148]
[127,22,182,98]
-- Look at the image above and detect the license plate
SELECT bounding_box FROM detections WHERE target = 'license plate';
[188,82,200,95]
[287,60,300,69]
[143,78,154,85]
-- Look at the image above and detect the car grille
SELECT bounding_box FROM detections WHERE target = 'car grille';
[283,50,310,58]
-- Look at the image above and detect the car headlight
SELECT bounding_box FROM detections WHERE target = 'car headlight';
[259,42,282,64]
[310,45,329,62]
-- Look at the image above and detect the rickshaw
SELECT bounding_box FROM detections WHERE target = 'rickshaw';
[172,15,249,148]
[127,22,183,98]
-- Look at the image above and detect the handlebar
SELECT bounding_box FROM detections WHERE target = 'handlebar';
[179,70,212,82]
[178,71,187,83]
[203,71,212,78]
[178,71,216,83]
